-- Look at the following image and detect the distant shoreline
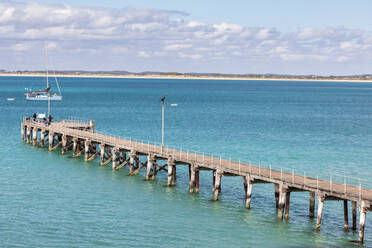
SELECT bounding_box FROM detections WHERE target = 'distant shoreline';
[1,72,372,83]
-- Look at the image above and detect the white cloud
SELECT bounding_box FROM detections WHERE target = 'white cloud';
[0,1,371,74]
[10,43,32,51]
[138,51,150,57]
[164,44,192,51]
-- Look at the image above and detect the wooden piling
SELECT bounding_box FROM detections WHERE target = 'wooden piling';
[48,132,54,151]
[195,169,200,193]
[40,130,45,147]
[21,124,24,140]
[129,150,136,174]
[32,127,37,145]
[112,147,118,170]
[84,139,91,161]
[352,201,357,230]
[277,185,287,219]
[213,170,222,201]
[359,201,368,243]
[61,134,67,154]
[244,176,253,209]
[146,154,154,180]
[274,183,279,208]
[189,163,196,193]
[285,192,291,219]
[167,157,175,186]
[173,166,176,184]
[26,127,31,143]
[316,194,325,230]
[344,200,349,231]
[212,170,216,192]
[99,144,105,165]
[309,192,315,218]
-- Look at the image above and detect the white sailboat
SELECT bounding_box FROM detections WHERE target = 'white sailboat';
[25,44,62,101]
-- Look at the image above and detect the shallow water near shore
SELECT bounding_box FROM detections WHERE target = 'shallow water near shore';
[1,76,372,247]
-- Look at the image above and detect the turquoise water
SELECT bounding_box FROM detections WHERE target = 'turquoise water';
[1,76,372,247]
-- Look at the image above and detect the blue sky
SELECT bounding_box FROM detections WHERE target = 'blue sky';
[1,0,371,75]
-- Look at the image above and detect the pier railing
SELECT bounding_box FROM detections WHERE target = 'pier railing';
[93,130,372,195]
[22,117,372,199]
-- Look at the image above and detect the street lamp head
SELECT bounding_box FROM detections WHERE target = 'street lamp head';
[169,103,178,107]
[160,95,167,103]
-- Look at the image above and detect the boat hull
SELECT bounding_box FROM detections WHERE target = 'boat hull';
[26,95,62,101]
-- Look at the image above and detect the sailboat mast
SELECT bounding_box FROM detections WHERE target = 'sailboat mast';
[45,42,49,88]
[46,42,50,117]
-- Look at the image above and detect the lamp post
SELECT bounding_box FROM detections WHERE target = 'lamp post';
[160,95,177,152]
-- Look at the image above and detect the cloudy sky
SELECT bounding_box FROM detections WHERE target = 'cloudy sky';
[0,0,371,75]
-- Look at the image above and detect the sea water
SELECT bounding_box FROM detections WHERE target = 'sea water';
[0,76,371,247]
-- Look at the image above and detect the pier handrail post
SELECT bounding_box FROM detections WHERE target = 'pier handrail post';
[304,171,306,186]
[249,161,252,174]
[187,149,189,161]
[281,167,283,181]
[219,155,221,169]
[259,162,261,176]
[203,152,205,165]
[344,169,346,196]
[270,164,272,179]
[317,175,319,191]
[359,181,362,201]
[239,159,241,174]
[330,168,333,194]
[229,157,231,170]
[292,169,294,184]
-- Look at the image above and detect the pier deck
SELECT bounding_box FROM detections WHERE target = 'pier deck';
[21,118,372,243]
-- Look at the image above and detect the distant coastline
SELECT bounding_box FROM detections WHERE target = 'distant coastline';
[1,71,372,83]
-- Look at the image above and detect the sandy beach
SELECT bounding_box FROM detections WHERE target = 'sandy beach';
[0,72,371,83]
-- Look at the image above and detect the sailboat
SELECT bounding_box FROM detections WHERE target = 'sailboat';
[25,44,62,101]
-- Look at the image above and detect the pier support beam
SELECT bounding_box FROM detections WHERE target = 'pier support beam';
[189,163,196,193]
[32,127,37,145]
[359,201,368,243]
[213,170,223,201]
[26,127,31,144]
[243,176,253,209]
[61,134,67,154]
[40,130,45,147]
[316,194,325,230]
[352,201,357,230]
[21,125,24,140]
[274,184,279,208]
[146,154,154,180]
[167,157,175,186]
[277,184,287,219]
[212,170,216,192]
[112,147,119,170]
[309,192,315,218]
[99,144,105,165]
[344,200,349,231]
[48,132,54,151]
[195,169,199,193]
[285,192,291,219]
[72,138,78,157]
[84,140,91,161]
[129,150,136,174]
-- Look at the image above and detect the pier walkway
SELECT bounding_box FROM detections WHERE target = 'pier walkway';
[21,117,372,243]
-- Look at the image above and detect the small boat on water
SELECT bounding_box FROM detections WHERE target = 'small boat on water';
[7,98,16,101]
[25,44,62,101]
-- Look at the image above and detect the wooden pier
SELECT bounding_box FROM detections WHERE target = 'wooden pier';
[21,118,372,243]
